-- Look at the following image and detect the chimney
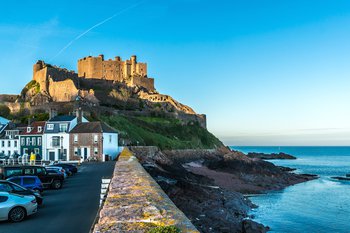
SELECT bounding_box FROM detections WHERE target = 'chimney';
[49,109,57,119]
[76,107,83,124]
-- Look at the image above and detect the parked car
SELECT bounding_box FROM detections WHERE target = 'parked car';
[7,176,44,193]
[0,180,43,205]
[45,167,68,179]
[0,191,37,222]
[53,163,78,174]
[0,166,64,189]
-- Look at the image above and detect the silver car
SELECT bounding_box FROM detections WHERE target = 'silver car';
[0,191,37,222]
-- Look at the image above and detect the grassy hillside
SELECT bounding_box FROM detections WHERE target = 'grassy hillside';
[101,115,223,150]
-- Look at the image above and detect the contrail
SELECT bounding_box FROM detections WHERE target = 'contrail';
[49,1,145,62]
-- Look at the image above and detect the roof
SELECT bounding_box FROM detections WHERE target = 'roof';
[70,122,118,134]
[48,115,76,122]
[0,116,10,125]
[20,121,46,135]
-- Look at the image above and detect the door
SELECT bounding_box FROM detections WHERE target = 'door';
[83,147,88,160]
[49,152,55,161]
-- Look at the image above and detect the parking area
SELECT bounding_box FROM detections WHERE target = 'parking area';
[0,161,116,233]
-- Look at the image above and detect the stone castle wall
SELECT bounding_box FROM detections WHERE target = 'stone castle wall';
[92,148,199,233]
[33,60,78,95]
[0,95,18,103]
[48,78,79,102]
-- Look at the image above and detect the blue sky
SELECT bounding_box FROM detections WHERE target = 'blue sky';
[1,0,350,146]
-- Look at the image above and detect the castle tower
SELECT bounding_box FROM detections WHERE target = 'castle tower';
[33,60,45,78]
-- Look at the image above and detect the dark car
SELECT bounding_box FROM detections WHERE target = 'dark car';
[0,180,43,205]
[53,163,78,174]
[7,176,44,193]
[0,166,64,189]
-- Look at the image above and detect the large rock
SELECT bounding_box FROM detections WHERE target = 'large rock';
[242,220,269,233]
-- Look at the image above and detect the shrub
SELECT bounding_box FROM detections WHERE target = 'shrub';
[148,226,181,233]
[0,105,10,118]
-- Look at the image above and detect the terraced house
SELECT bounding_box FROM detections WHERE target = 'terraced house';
[69,122,118,162]
[43,114,88,161]
[19,121,45,158]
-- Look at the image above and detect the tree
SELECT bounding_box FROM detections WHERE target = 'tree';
[0,104,10,118]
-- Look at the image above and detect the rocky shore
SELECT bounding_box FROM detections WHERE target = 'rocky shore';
[130,147,316,233]
[246,152,296,160]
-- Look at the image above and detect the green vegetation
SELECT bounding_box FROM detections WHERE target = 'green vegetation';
[101,115,223,150]
[18,112,49,124]
[148,226,181,233]
[0,105,10,118]
[21,80,40,96]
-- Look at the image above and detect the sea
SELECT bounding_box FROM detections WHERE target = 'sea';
[230,146,350,233]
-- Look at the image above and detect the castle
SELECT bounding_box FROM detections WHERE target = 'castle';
[33,55,155,97]
[77,55,154,91]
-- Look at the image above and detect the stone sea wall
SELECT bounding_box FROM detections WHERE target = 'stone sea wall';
[92,148,199,233]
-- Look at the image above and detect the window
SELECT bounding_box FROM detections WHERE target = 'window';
[74,147,78,155]
[59,124,68,132]
[34,148,39,154]
[74,135,78,143]
[0,196,8,203]
[7,151,10,156]
[10,183,26,191]
[26,138,31,146]
[94,147,98,155]
[8,141,11,147]
[27,127,31,133]
[52,136,60,147]
[109,135,112,143]
[36,168,46,175]
[32,137,36,146]
[9,178,21,185]
[24,148,28,154]
[1,141,4,147]
[38,126,42,133]
[0,183,12,192]
[24,168,35,175]
[21,138,25,146]
[38,137,42,146]
[47,124,54,130]
[4,168,22,177]
[23,178,36,185]
[94,135,98,143]
[14,141,17,147]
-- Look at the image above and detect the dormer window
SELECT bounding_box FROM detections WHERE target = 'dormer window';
[27,127,32,133]
[38,126,42,133]
[47,124,54,130]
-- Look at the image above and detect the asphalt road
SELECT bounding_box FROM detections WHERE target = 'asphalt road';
[0,161,116,233]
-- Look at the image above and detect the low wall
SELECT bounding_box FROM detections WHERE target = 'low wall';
[92,148,199,233]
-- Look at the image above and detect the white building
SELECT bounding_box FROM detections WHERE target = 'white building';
[43,115,88,161]
[0,129,20,156]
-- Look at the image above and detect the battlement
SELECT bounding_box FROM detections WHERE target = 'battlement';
[77,54,153,91]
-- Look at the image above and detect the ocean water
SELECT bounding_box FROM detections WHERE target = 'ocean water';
[230,146,350,233]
